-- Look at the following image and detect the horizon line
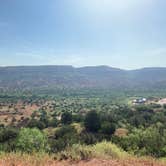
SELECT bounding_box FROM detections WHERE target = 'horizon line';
[0,64,166,71]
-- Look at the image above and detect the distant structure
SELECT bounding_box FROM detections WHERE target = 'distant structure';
[132,98,147,104]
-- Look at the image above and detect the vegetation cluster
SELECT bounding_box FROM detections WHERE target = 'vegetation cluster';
[0,90,166,162]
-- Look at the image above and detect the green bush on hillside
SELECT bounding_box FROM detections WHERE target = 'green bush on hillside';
[15,128,48,153]
[57,141,128,161]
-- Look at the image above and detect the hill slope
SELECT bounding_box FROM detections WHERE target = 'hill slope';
[0,65,166,92]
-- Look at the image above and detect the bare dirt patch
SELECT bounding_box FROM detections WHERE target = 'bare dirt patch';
[158,98,166,105]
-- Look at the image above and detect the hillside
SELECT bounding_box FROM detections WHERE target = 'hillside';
[0,66,166,92]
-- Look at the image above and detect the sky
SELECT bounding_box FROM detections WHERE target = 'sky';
[0,0,166,69]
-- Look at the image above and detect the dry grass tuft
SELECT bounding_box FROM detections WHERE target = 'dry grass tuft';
[0,152,55,166]
[0,142,166,166]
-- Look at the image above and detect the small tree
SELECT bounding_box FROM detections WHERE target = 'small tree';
[0,127,18,143]
[15,128,47,153]
[61,112,72,125]
[84,110,101,132]
[48,118,58,127]
[50,126,78,152]
[163,104,166,109]
[100,122,116,135]
[40,110,49,127]
[27,119,45,130]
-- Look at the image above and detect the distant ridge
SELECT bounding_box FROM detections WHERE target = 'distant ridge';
[0,65,166,92]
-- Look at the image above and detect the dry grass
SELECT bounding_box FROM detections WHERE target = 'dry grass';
[0,152,165,166]
[0,142,166,166]
[114,128,128,137]
[0,152,56,166]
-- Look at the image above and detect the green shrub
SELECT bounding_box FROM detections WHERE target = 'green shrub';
[84,110,101,132]
[61,112,72,125]
[93,141,128,159]
[49,125,79,153]
[112,125,166,157]
[27,119,45,129]
[0,127,18,143]
[100,122,116,135]
[0,127,18,152]
[57,141,128,161]
[56,144,93,161]
[15,128,48,153]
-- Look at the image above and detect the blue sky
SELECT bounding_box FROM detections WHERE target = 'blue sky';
[0,0,166,69]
